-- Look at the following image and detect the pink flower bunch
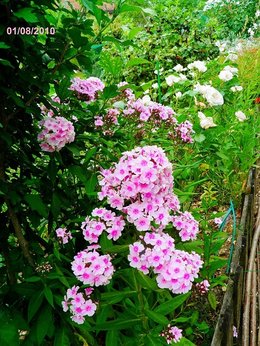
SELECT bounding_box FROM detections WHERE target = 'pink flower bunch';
[62,285,97,324]
[71,249,114,287]
[172,211,199,241]
[69,77,105,102]
[128,232,176,274]
[214,217,222,226]
[156,250,203,294]
[40,96,60,117]
[118,81,135,101]
[123,98,177,125]
[128,232,203,294]
[196,279,210,294]
[175,120,194,143]
[81,207,125,243]
[55,227,72,244]
[98,145,181,232]
[160,325,183,344]
[94,108,120,135]
[38,116,75,152]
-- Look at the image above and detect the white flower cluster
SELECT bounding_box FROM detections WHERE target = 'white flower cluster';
[194,83,224,106]
[218,65,238,82]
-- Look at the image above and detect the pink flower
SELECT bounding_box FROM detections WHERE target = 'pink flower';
[196,280,210,294]
[38,116,75,152]
[69,77,105,103]
[55,227,72,244]
[161,325,183,344]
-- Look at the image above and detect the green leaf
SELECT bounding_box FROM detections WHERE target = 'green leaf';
[102,244,129,254]
[106,330,119,346]
[24,194,48,218]
[119,4,142,13]
[126,57,151,68]
[95,318,141,331]
[28,291,44,321]
[0,322,19,346]
[56,78,71,100]
[0,42,10,49]
[145,310,169,325]
[194,134,206,143]
[135,271,158,290]
[44,286,54,307]
[154,293,191,315]
[24,276,42,283]
[54,327,70,346]
[208,291,217,310]
[14,8,38,23]
[101,290,136,304]
[36,305,52,345]
[145,335,164,346]
[177,337,196,345]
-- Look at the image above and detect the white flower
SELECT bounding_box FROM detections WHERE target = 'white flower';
[248,28,254,36]
[152,83,158,89]
[223,66,238,75]
[219,70,234,81]
[230,85,243,92]
[173,64,184,72]
[175,92,182,98]
[198,111,217,129]
[141,95,152,106]
[188,60,207,73]
[165,75,181,86]
[195,84,224,106]
[179,73,187,81]
[235,111,247,122]
[226,53,238,62]
[256,10,260,18]
[204,87,224,106]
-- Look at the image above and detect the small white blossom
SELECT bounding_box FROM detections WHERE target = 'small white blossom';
[198,111,217,129]
[235,111,247,122]
[230,85,243,92]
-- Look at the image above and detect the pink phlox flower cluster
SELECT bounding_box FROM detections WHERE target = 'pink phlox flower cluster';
[128,232,203,294]
[160,325,183,344]
[175,120,194,143]
[55,227,72,244]
[118,81,135,101]
[156,250,203,294]
[38,116,75,152]
[98,145,181,232]
[71,249,114,287]
[62,285,97,324]
[196,279,210,294]
[81,207,125,243]
[40,96,60,117]
[123,97,177,125]
[214,217,222,226]
[70,77,105,102]
[94,109,120,135]
[172,211,199,241]
[128,232,175,274]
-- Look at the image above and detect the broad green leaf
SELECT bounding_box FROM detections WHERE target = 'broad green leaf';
[135,271,158,290]
[95,318,141,331]
[194,134,206,143]
[28,291,44,321]
[0,42,10,49]
[56,78,71,100]
[36,305,52,344]
[24,194,48,218]
[0,322,19,346]
[119,4,142,13]
[0,59,13,68]
[145,310,169,325]
[102,244,129,254]
[126,58,151,68]
[177,337,196,345]
[14,8,38,23]
[106,330,119,346]
[145,335,164,346]
[44,286,54,307]
[154,292,191,315]
[208,291,217,310]
[101,290,136,304]
[54,264,70,287]
[54,327,70,346]
[24,276,42,283]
